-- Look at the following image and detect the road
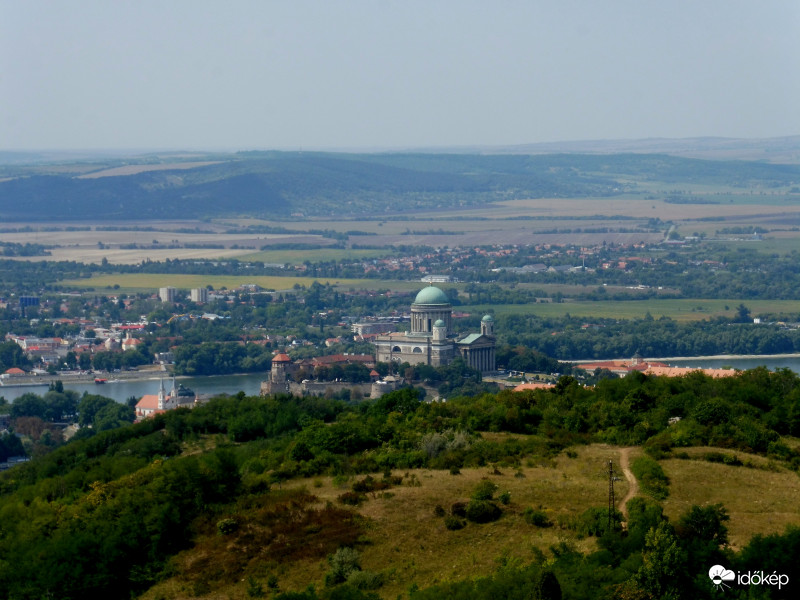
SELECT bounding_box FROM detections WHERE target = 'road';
[618,447,639,524]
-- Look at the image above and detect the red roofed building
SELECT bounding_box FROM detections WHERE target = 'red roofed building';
[135,378,198,420]
[578,356,737,379]
[121,334,144,351]
[135,394,166,420]
[135,379,170,420]
[261,353,293,396]
[513,382,556,391]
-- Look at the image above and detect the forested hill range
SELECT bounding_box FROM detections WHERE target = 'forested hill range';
[2,145,800,221]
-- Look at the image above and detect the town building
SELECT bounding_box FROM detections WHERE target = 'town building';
[420,274,457,283]
[121,333,143,352]
[260,353,293,395]
[578,356,737,379]
[351,321,398,336]
[134,378,199,420]
[159,287,177,303]
[373,285,496,373]
[19,296,40,308]
[190,287,209,303]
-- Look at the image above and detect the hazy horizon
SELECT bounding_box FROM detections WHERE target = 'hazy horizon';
[3,1,799,151]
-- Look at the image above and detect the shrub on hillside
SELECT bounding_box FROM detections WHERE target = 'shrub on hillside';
[571,507,623,537]
[643,431,673,459]
[465,499,502,523]
[471,479,497,501]
[216,518,238,535]
[325,547,361,586]
[352,475,390,493]
[451,501,467,517]
[444,515,466,530]
[346,569,384,590]
[523,507,551,527]
[338,491,365,506]
[703,451,742,466]
[631,456,669,500]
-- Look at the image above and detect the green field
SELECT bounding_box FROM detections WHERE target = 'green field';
[462,299,800,321]
[59,272,800,321]
[710,236,800,255]
[58,273,379,293]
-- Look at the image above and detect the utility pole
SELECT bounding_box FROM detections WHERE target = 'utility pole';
[608,460,616,529]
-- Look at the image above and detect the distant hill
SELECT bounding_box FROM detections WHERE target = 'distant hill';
[412,135,800,164]
[1,150,800,221]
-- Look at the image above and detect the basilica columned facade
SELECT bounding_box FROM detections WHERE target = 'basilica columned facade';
[373,285,496,373]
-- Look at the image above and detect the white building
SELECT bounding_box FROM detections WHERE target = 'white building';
[159,287,177,303]
[190,287,209,303]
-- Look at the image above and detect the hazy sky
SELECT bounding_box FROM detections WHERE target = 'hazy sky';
[2,1,799,151]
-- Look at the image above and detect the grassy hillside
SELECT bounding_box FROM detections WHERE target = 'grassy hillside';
[139,445,800,600]
[4,369,800,599]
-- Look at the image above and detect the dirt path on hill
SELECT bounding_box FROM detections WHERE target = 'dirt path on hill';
[618,447,638,522]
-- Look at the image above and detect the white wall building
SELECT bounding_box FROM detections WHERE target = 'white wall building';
[190,287,209,303]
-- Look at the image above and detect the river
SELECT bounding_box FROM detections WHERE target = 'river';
[0,373,267,403]
[4,355,800,404]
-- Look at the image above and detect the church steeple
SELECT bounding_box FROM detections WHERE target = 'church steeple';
[157,378,166,410]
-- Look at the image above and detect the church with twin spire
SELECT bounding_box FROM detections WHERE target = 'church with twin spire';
[134,377,198,420]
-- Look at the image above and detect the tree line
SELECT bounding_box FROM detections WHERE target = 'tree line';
[1,365,800,597]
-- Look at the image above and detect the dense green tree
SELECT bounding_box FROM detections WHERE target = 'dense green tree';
[0,340,30,372]
[0,432,24,461]
[625,522,687,599]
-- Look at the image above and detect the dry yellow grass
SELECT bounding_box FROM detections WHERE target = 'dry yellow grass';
[139,443,800,599]
[660,452,800,550]
[495,198,800,220]
[0,227,335,265]
[271,444,622,598]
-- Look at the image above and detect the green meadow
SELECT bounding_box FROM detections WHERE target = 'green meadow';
[59,272,800,322]
[462,298,800,321]
[58,273,379,293]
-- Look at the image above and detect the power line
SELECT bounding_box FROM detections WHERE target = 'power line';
[608,459,616,529]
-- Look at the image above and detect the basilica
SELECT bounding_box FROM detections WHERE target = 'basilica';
[373,285,496,373]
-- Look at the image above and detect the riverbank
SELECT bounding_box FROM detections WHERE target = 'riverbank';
[0,367,171,388]
[0,372,270,404]
[7,352,800,389]
[572,353,800,364]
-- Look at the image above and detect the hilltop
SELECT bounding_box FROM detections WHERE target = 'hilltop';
[2,368,800,599]
[2,148,800,221]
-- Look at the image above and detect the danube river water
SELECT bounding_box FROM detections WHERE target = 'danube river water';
[0,373,266,403]
[4,355,800,404]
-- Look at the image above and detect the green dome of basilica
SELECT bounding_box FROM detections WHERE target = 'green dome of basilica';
[414,285,450,305]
